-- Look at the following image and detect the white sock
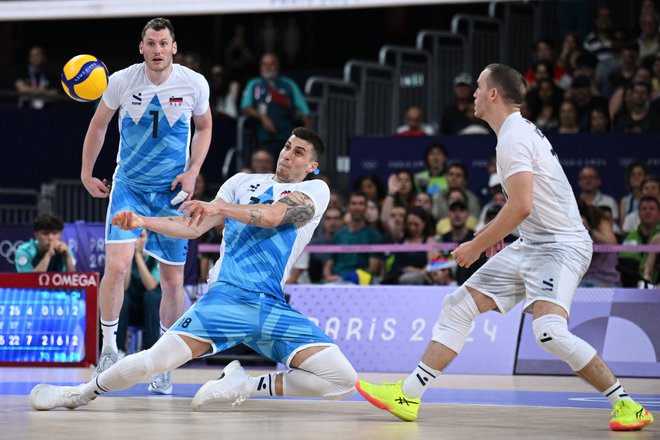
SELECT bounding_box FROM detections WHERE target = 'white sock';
[159,322,168,337]
[250,373,278,397]
[402,361,441,398]
[604,380,633,406]
[100,319,119,351]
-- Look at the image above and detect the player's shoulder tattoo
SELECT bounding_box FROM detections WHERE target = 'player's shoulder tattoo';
[278,191,315,226]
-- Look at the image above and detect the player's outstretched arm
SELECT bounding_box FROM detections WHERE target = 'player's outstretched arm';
[111,210,221,239]
[180,191,315,229]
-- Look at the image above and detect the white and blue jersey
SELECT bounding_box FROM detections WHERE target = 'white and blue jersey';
[208,173,329,301]
[103,63,210,191]
[169,173,334,364]
[102,63,209,264]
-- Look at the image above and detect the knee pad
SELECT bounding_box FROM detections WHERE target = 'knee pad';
[146,332,193,373]
[296,345,357,400]
[532,314,596,371]
[431,286,480,353]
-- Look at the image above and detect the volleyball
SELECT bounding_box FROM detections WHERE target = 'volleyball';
[61,55,109,102]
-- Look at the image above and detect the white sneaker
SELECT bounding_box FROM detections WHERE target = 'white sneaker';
[92,347,119,379]
[29,384,91,410]
[191,360,252,410]
[148,371,173,395]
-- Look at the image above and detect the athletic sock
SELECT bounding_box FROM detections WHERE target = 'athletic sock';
[159,322,168,337]
[402,361,441,398]
[250,373,278,397]
[100,319,119,352]
[604,380,633,406]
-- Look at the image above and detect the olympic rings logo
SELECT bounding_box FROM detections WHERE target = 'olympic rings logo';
[0,239,25,265]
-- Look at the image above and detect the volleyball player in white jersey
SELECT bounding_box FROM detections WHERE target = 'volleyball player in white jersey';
[79,17,212,394]
[356,64,653,431]
[29,127,357,412]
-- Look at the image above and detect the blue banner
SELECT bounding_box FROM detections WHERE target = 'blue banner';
[350,133,660,201]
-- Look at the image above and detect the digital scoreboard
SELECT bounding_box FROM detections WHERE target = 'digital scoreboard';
[0,272,98,367]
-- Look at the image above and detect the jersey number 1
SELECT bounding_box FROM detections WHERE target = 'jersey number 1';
[149,110,159,138]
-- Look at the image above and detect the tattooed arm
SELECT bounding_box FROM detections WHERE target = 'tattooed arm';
[179,191,316,229]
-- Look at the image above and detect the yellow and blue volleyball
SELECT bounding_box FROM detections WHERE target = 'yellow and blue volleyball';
[61,55,109,102]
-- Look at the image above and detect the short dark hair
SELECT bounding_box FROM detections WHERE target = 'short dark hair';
[424,142,448,168]
[639,195,660,210]
[142,18,175,41]
[485,63,527,105]
[349,190,369,204]
[292,127,325,160]
[33,213,64,232]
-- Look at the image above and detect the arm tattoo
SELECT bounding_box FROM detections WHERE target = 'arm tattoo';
[248,208,264,226]
[278,192,315,226]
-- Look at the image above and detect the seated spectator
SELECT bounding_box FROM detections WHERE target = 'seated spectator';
[605,39,639,98]
[209,64,240,119]
[609,67,652,120]
[414,191,435,221]
[577,165,619,219]
[117,231,162,355]
[380,170,417,228]
[577,199,621,287]
[15,213,75,273]
[382,204,406,244]
[619,196,660,286]
[526,77,563,132]
[613,80,660,132]
[14,46,59,109]
[619,161,648,226]
[432,163,481,221]
[552,100,581,133]
[638,12,660,61]
[423,255,457,286]
[475,179,507,231]
[583,5,616,64]
[622,176,660,233]
[381,207,436,285]
[413,142,449,196]
[570,75,608,131]
[303,206,345,283]
[440,73,474,134]
[557,32,582,89]
[240,52,310,156]
[589,106,611,132]
[437,198,486,285]
[241,149,275,174]
[396,106,436,136]
[523,38,567,88]
[323,191,383,284]
[353,172,386,205]
[365,199,383,232]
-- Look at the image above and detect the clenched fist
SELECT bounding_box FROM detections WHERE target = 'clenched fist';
[111,211,145,230]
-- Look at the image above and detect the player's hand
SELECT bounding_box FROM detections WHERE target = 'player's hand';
[171,170,197,201]
[179,200,220,227]
[451,241,482,268]
[261,115,277,134]
[81,176,111,198]
[111,211,145,230]
[53,241,68,254]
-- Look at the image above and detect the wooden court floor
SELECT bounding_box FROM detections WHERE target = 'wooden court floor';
[2,362,659,440]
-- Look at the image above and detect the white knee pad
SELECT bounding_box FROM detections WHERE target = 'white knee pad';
[431,286,480,353]
[96,333,192,392]
[288,345,357,400]
[532,314,596,371]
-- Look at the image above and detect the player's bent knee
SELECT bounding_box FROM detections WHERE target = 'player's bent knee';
[431,286,480,353]
[145,333,193,374]
[532,314,596,371]
[299,345,357,400]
